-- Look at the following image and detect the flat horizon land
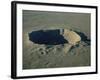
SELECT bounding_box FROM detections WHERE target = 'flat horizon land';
[23,10,91,69]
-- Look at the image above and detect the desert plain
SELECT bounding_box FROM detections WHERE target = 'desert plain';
[23,10,91,69]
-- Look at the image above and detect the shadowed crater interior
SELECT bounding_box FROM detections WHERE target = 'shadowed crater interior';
[28,29,68,45]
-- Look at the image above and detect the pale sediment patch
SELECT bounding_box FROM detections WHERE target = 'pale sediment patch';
[62,29,81,54]
[63,29,81,45]
[23,33,33,47]
[63,44,72,54]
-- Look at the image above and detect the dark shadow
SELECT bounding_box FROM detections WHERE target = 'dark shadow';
[28,29,68,45]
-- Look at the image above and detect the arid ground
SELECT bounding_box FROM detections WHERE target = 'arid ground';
[23,10,91,69]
